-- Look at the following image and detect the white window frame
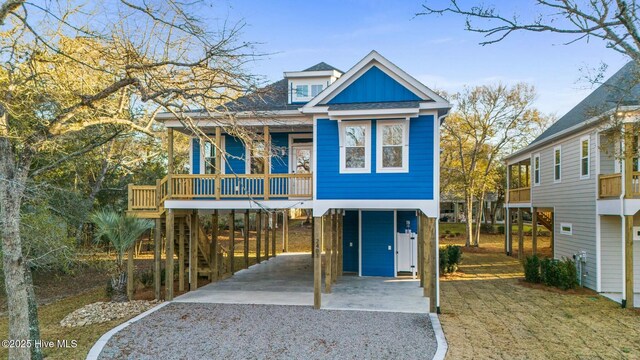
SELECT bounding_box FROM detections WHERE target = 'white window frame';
[339,120,371,174]
[554,145,562,183]
[560,222,573,235]
[200,136,226,175]
[376,119,409,173]
[580,136,590,179]
[245,140,270,175]
[533,153,541,186]
[311,84,323,97]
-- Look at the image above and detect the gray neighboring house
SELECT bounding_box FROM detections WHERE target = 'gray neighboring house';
[505,61,640,307]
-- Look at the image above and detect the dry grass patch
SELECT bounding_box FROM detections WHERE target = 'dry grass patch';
[440,235,640,359]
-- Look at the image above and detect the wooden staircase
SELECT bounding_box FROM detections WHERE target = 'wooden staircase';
[536,211,553,232]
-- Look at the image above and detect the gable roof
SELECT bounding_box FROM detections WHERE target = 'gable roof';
[222,79,299,112]
[304,62,343,73]
[530,61,640,145]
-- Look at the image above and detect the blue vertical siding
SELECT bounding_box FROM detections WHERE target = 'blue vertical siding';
[224,135,247,174]
[327,66,421,104]
[270,133,289,174]
[192,138,200,174]
[361,211,395,277]
[342,210,359,273]
[397,211,418,233]
[316,115,434,199]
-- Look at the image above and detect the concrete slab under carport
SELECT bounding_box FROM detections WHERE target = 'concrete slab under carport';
[174,253,430,313]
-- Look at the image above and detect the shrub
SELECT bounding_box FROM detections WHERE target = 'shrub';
[480,223,493,234]
[497,225,505,234]
[540,258,562,287]
[439,247,449,274]
[105,279,114,298]
[558,258,579,290]
[139,269,154,288]
[523,255,541,283]
[440,245,462,274]
[454,232,461,237]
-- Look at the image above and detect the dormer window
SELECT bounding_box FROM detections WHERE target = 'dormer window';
[311,84,323,97]
[296,85,308,98]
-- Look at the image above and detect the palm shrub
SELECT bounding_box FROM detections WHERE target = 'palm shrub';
[91,210,153,302]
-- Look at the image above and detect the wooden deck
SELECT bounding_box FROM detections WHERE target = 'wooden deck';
[128,173,313,216]
[598,172,640,198]
[508,187,531,203]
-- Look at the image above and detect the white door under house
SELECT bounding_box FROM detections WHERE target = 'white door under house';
[600,213,640,295]
[396,210,418,276]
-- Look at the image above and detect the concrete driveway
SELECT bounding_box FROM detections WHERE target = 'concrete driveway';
[174,253,429,313]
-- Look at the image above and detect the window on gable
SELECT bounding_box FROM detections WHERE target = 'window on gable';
[295,85,308,98]
[340,121,371,173]
[554,146,561,182]
[580,137,590,179]
[533,154,540,185]
[376,120,409,172]
[249,141,268,174]
[311,84,323,97]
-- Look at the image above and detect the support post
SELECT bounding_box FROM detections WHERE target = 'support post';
[127,243,134,300]
[505,207,511,255]
[517,208,524,260]
[167,128,174,198]
[272,211,277,257]
[550,212,555,255]
[324,212,333,293]
[283,210,289,252]
[154,218,162,300]
[337,211,343,278]
[211,211,219,281]
[418,215,423,287]
[624,122,635,308]
[420,213,437,313]
[331,211,338,284]
[264,126,270,200]
[256,210,262,263]
[190,212,199,290]
[264,211,270,259]
[215,127,222,200]
[244,210,250,268]
[313,215,322,309]
[165,209,175,300]
[311,216,315,259]
[178,218,185,291]
[532,208,538,256]
[229,210,235,274]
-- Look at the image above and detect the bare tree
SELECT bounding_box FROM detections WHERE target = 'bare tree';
[0,1,258,359]
[418,1,640,62]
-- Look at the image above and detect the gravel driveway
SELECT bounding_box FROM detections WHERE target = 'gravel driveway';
[98,303,437,359]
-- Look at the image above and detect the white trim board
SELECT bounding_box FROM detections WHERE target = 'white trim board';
[165,199,313,210]
[313,200,438,218]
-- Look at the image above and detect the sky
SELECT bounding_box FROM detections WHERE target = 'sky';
[211,0,629,119]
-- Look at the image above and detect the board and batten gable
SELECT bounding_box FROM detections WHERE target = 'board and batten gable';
[315,115,434,200]
[327,65,421,104]
[530,130,598,289]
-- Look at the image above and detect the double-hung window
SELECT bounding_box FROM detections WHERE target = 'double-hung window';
[554,146,562,182]
[311,84,323,97]
[295,85,308,99]
[533,153,540,186]
[376,120,409,172]
[340,121,371,173]
[580,136,590,179]
[247,141,268,174]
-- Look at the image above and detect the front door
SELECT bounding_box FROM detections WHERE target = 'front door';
[291,146,312,196]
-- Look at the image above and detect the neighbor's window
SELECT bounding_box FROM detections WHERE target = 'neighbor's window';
[295,85,308,98]
[554,146,562,182]
[376,120,409,172]
[580,137,590,179]
[249,141,267,174]
[340,121,371,173]
[311,84,323,97]
[560,223,573,235]
[533,153,540,186]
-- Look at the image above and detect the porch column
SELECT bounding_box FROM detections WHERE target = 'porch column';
[211,210,219,281]
[332,210,338,284]
[154,218,162,300]
[454,202,459,223]
[624,122,635,307]
[337,210,343,278]
[517,208,524,260]
[190,212,199,290]
[264,211,270,259]
[272,211,277,257]
[283,210,289,252]
[165,209,175,300]
[256,210,262,263]
[532,208,538,256]
[167,128,174,198]
[229,210,235,274]
[215,127,222,200]
[178,217,185,291]
[324,211,333,293]
[420,212,437,313]
[264,126,270,200]
[313,215,322,309]
[505,207,511,255]
[244,210,250,268]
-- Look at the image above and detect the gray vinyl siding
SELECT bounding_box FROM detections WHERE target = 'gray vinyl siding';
[531,131,598,290]
[600,215,622,292]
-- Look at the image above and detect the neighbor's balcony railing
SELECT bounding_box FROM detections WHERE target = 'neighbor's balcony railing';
[598,172,640,198]
[508,187,531,203]
[128,173,313,212]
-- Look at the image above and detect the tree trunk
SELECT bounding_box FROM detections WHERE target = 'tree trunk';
[473,192,486,246]
[464,193,473,247]
[0,137,43,360]
[111,272,129,302]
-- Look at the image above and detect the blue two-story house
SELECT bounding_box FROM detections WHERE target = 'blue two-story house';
[128,51,449,312]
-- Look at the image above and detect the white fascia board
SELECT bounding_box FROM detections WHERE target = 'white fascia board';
[156,110,303,121]
[312,199,438,218]
[506,152,532,165]
[165,199,313,210]
[284,70,342,78]
[419,102,452,110]
[328,108,420,118]
[162,118,313,128]
[303,50,450,109]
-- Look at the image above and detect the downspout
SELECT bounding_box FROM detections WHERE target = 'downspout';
[620,133,627,308]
